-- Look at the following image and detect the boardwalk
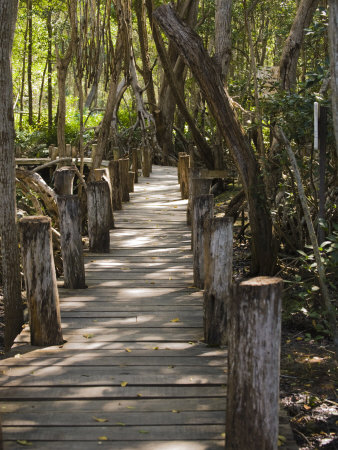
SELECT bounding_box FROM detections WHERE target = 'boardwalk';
[0,166,227,449]
[0,165,297,449]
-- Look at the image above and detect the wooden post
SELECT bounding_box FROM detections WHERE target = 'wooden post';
[91,144,97,163]
[203,217,233,346]
[180,155,190,199]
[72,146,77,157]
[113,147,121,160]
[226,276,283,450]
[192,194,214,289]
[54,166,76,195]
[87,181,111,252]
[119,158,130,202]
[94,168,115,229]
[65,143,72,157]
[177,152,186,183]
[108,160,122,210]
[19,216,63,346]
[131,148,139,183]
[57,195,86,289]
[51,146,58,160]
[128,171,135,193]
[187,168,211,226]
[142,146,151,177]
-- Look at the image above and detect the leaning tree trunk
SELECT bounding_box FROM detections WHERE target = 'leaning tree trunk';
[0,0,23,350]
[215,0,233,82]
[153,4,277,275]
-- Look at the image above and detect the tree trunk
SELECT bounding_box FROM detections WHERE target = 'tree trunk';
[226,276,282,450]
[27,0,33,125]
[47,9,53,133]
[215,0,233,82]
[57,196,86,289]
[203,216,233,346]
[279,0,319,91]
[0,0,23,350]
[108,160,123,211]
[154,4,277,275]
[329,0,338,158]
[19,216,63,346]
[119,158,130,202]
[54,167,76,195]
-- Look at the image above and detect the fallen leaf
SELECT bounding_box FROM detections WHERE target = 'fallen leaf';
[169,277,173,280]
[153,346,159,350]
[93,416,108,423]
[137,393,143,397]
[126,406,135,409]
[121,381,128,387]
[171,409,180,413]
[83,334,94,339]
[98,436,108,441]
[170,318,180,323]
[17,441,33,446]
[115,422,126,426]
[303,404,311,410]
[220,432,226,438]
[296,337,303,341]
[125,348,132,353]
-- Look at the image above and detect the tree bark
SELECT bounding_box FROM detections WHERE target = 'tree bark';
[226,276,282,450]
[47,9,53,132]
[19,216,63,346]
[154,4,277,275]
[215,0,233,82]
[57,196,86,289]
[0,0,23,350]
[329,0,338,159]
[27,0,33,125]
[279,0,319,91]
[108,160,123,211]
[119,158,130,202]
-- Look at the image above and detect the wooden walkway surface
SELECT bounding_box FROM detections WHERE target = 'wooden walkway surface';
[0,165,297,449]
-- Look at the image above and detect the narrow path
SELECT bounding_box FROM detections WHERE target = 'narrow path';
[0,166,227,449]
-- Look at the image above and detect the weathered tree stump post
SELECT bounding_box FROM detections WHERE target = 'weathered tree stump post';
[203,216,233,345]
[226,276,283,450]
[19,216,63,346]
[72,146,77,157]
[51,146,58,161]
[180,154,190,199]
[94,168,114,229]
[119,158,130,202]
[131,148,139,183]
[187,168,211,226]
[91,143,97,163]
[66,143,72,157]
[87,181,111,252]
[54,166,76,195]
[113,147,121,160]
[142,146,151,177]
[128,171,135,193]
[108,160,122,210]
[57,195,86,289]
[177,152,186,183]
[192,194,214,289]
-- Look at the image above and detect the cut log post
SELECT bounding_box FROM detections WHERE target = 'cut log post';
[72,146,77,157]
[128,171,135,193]
[187,168,211,226]
[142,146,151,177]
[192,194,214,289]
[226,276,283,450]
[180,155,190,199]
[54,166,76,195]
[19,216,63,346]
[65,143,72,157]
[119,158,130,202]
[57,195,86,289]
[108,160,122,210]
[51,146,58,161]
[94,169,115,229]
[87,181,111,252]
[91,144,97,163]
[203,216,233,346]
[113,147,121,160]
[131,148,139,183]
[177,152,186,183]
